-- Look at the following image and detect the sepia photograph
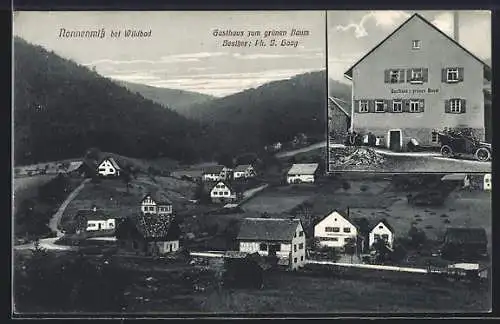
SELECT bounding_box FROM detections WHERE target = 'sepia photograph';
[12,10,491,317]
[327,10,492,173]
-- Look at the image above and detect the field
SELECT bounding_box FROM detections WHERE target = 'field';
[13,174,57,209]
[60,174,197,231]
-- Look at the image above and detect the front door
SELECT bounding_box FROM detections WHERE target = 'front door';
[98,223,102,230]
[389,130,401,151]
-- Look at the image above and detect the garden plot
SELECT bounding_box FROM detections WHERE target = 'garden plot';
[240,190,313,214]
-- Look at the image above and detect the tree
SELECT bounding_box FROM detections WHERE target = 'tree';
[121,167,132,194]
[344,238,357,263]
[408,226,427,248]
[85,147,101,161]
[372,239,391,264]
[342,181,351,191]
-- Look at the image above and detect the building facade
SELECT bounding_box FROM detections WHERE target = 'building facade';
[314,211,358,249]
[141,193,173,216]
[97,158,122,177]
[368,220,395,249]
[345,13,490,151]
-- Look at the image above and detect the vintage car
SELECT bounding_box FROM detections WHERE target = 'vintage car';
[432,129,491,161]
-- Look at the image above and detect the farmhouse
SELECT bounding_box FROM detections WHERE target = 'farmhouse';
[97,157,122,177]
[74,205,116,235]
[314,210,359,250]
[344,13,491,151]
[328,96,351,143]
[237,217,306,270]
[368,220,395,250]
[116,213,181,256]
[441,227,488,260]
[210,181,241,204]
[141,192,173,218]
[233,164,256,179]
[202,165,225,182]
[441,173,471,189]
[287,163,319,184]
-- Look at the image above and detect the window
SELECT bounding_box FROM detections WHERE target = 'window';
[294,244,297,252]
[359,100,369,113]
[333,227,340,233]
[343,227,351,233]
[294,258,297,263]
[224,191,229,196]
[450,99,462,113]
[109,223,114,227]
[299,243,304,250]
[374,234,381,240]
[375,100,385,112]
[410,68,423,83]
[392,100,402,112]
[301,256,304,261]
[378,225,383,229]
[390,70,402,83]
[431,132,439,143]
[409,100,420,113]
[331,237,339,241]
[412,40,420,49]
[447,68,459,82]
[382,234,389,240]
[259,243,268,251]
[299,231,304,237]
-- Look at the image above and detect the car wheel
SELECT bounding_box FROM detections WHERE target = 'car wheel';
[440,145,453,157]
[475,147,491,162]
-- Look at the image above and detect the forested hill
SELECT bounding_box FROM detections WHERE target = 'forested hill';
[13,37,215,165]
[116,80,215,116]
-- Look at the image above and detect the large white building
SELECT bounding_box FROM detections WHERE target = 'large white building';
[314,210,358,249]
[237,217,306,270]
[287,163,319,184]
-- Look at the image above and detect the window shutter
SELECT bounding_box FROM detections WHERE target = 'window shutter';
[461,99,466,113]
[441,68,447,83]
[419,99,425,112]
[458,67,464,82]
[368,100,375,113]
[354,100,360,113]
[403,99,410,112]
[423,68,429,82]
[399,69,405,83]
[444,99,451,113]
[384,70,390,83]
[406,69,412,82]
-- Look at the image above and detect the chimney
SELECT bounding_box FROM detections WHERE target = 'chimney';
[453,11,460,43]
[347,207,350,218]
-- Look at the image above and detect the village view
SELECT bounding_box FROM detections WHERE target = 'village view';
[13,135,491,314]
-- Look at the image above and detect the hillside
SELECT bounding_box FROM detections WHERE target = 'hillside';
[13,37,216,166]
[116,80,215,115]
[182,70,344,156]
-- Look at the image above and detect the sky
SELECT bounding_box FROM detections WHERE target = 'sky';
[328,10,491,83]
[13,11,326,97]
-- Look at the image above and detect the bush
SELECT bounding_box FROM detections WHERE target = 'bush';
[342,181,351,191]
[360,185,369,192]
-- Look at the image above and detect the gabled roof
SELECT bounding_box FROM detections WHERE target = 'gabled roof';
[371,219,395,234]
[237,217,301,241]
[203,165,225,174]
[441,173,468,181]
[316,210,357,229]
[210,180,243,194]
[142,192,172,205]
[287,163,319,175]
[234,164,253,172]
[98,157,122,170]
[444,227,487,244]
[67,161,83,172]
[344,13,491,80]
[328,96,350,118]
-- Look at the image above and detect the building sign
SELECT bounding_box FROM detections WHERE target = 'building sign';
[391,88,439,94]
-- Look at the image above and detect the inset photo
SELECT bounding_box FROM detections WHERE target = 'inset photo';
[327,11,492,173]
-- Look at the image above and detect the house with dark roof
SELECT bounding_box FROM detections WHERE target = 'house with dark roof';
[233,164,256,179]
[116,213,181,256]
[236,217,306,270]
[202,165,225,182]
[210,181,242,204]
[97,157,122,177]
[74,205,116,235]
[141,192,173,217]
[442,227,488,260]
[344,13,491,152]
[368,219,395,250]
[328,96,351,144]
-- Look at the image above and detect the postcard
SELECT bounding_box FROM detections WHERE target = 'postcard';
[12,10,491,317]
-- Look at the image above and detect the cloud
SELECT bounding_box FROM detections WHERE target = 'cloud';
[82,52,228,66]
[431,12,453,36]
[334,11,411,38]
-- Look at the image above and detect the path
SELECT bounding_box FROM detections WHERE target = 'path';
[49,178,91,237]
[13,237,77,251]
[275,141,326,158]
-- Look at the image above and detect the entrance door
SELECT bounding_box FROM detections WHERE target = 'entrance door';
[98,223,102,230]
[389,130,401,151]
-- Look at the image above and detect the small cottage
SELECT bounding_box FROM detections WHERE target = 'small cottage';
[97,157,122,177]
[202,165,225,182]
[210,181,241,204]
[287,163,319,184]
[237,217,306,270]
[368,220,395,250]
[233,164,256,179]
[314,210,359,250]
[74,206,116,235]
[141,192,173,216]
